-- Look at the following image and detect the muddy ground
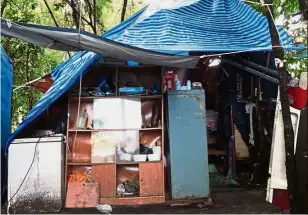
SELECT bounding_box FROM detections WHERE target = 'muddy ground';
[60,190,281,214]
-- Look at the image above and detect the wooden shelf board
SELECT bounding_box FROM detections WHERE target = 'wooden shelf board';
[68,127,162,132]
[67,162,115,166]
[100,196,165,205]
[117,161,162,165]
[67,161,162,166]
[208,149,228,155]
[69,95,162,101]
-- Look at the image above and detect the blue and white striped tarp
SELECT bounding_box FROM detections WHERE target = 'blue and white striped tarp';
[104,0,304,54]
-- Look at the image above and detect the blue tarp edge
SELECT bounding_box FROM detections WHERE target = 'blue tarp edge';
[1,45,13,150]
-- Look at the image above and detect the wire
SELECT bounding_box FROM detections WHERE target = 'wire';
[70,0,83,157]
[71,73,82,157]
[241,0,272,5]
[6,136,42,211]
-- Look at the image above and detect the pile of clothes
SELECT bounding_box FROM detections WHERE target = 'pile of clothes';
[116,180,139,197]
[206,110,218,131]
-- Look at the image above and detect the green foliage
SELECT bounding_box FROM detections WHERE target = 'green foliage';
[250,0,307,78]
[1,0,143,131]
[2,0,68,131]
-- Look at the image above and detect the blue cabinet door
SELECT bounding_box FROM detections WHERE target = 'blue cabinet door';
[167,90,209,199]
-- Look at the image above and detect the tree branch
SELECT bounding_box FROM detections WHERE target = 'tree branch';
[84,0,96,33]
[121,0,128,22]
[1,0,8,16]
[42,0,59,27]
[298,0,308,20]
[93,0,97,34]
[70,0,80,28]
[42,0,71,57]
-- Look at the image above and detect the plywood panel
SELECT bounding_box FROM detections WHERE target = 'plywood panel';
[139,162,163,196]
[66,182,100,208]
[92,164,116,198]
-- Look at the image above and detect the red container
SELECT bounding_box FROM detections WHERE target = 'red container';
[287,86,307,110]
[164,71,175,91]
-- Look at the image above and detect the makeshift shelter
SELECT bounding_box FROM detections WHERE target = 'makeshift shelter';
[4,0,304,151]
[3,0,307,211]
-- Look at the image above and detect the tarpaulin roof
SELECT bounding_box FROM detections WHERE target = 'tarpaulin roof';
[1,18,200,68]
[1,45,13,149]
[5,0,305,151]
[103,0,304,53]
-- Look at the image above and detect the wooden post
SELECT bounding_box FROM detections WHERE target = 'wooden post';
[264,0,297,213]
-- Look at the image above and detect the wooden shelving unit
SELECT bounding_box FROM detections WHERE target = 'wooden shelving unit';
[65,65,165,206]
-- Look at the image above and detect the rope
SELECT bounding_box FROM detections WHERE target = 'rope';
[245,103,256,146]
[70,0,83,158]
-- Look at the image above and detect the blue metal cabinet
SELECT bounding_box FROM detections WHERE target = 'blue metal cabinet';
[166,90,209,199]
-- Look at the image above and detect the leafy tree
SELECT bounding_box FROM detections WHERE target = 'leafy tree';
[249,0,307,77]
[1,0,68,130]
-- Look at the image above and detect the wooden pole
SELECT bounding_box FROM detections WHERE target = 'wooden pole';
[264,0,297,213]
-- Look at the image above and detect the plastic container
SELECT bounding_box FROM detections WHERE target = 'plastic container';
[147,154,161,161]
[187,80,191,90]
[152,146,161,156]
[119,153,132,161]
[164,71,175,91]
[175,75,181,90]
[287,72,307,110]
[78,109,88,128]
[133,154,147,162]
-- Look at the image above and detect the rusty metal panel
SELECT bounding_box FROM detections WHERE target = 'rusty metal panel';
[166,90,209,199]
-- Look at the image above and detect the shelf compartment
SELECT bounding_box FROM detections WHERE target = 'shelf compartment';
[67,133,92,163]
[116,165,140,198]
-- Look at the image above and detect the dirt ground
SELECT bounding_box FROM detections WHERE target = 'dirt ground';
[1,189,281,214]
[60,190,281,214]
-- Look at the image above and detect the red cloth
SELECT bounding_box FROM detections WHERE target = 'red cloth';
[272,189,290,211]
